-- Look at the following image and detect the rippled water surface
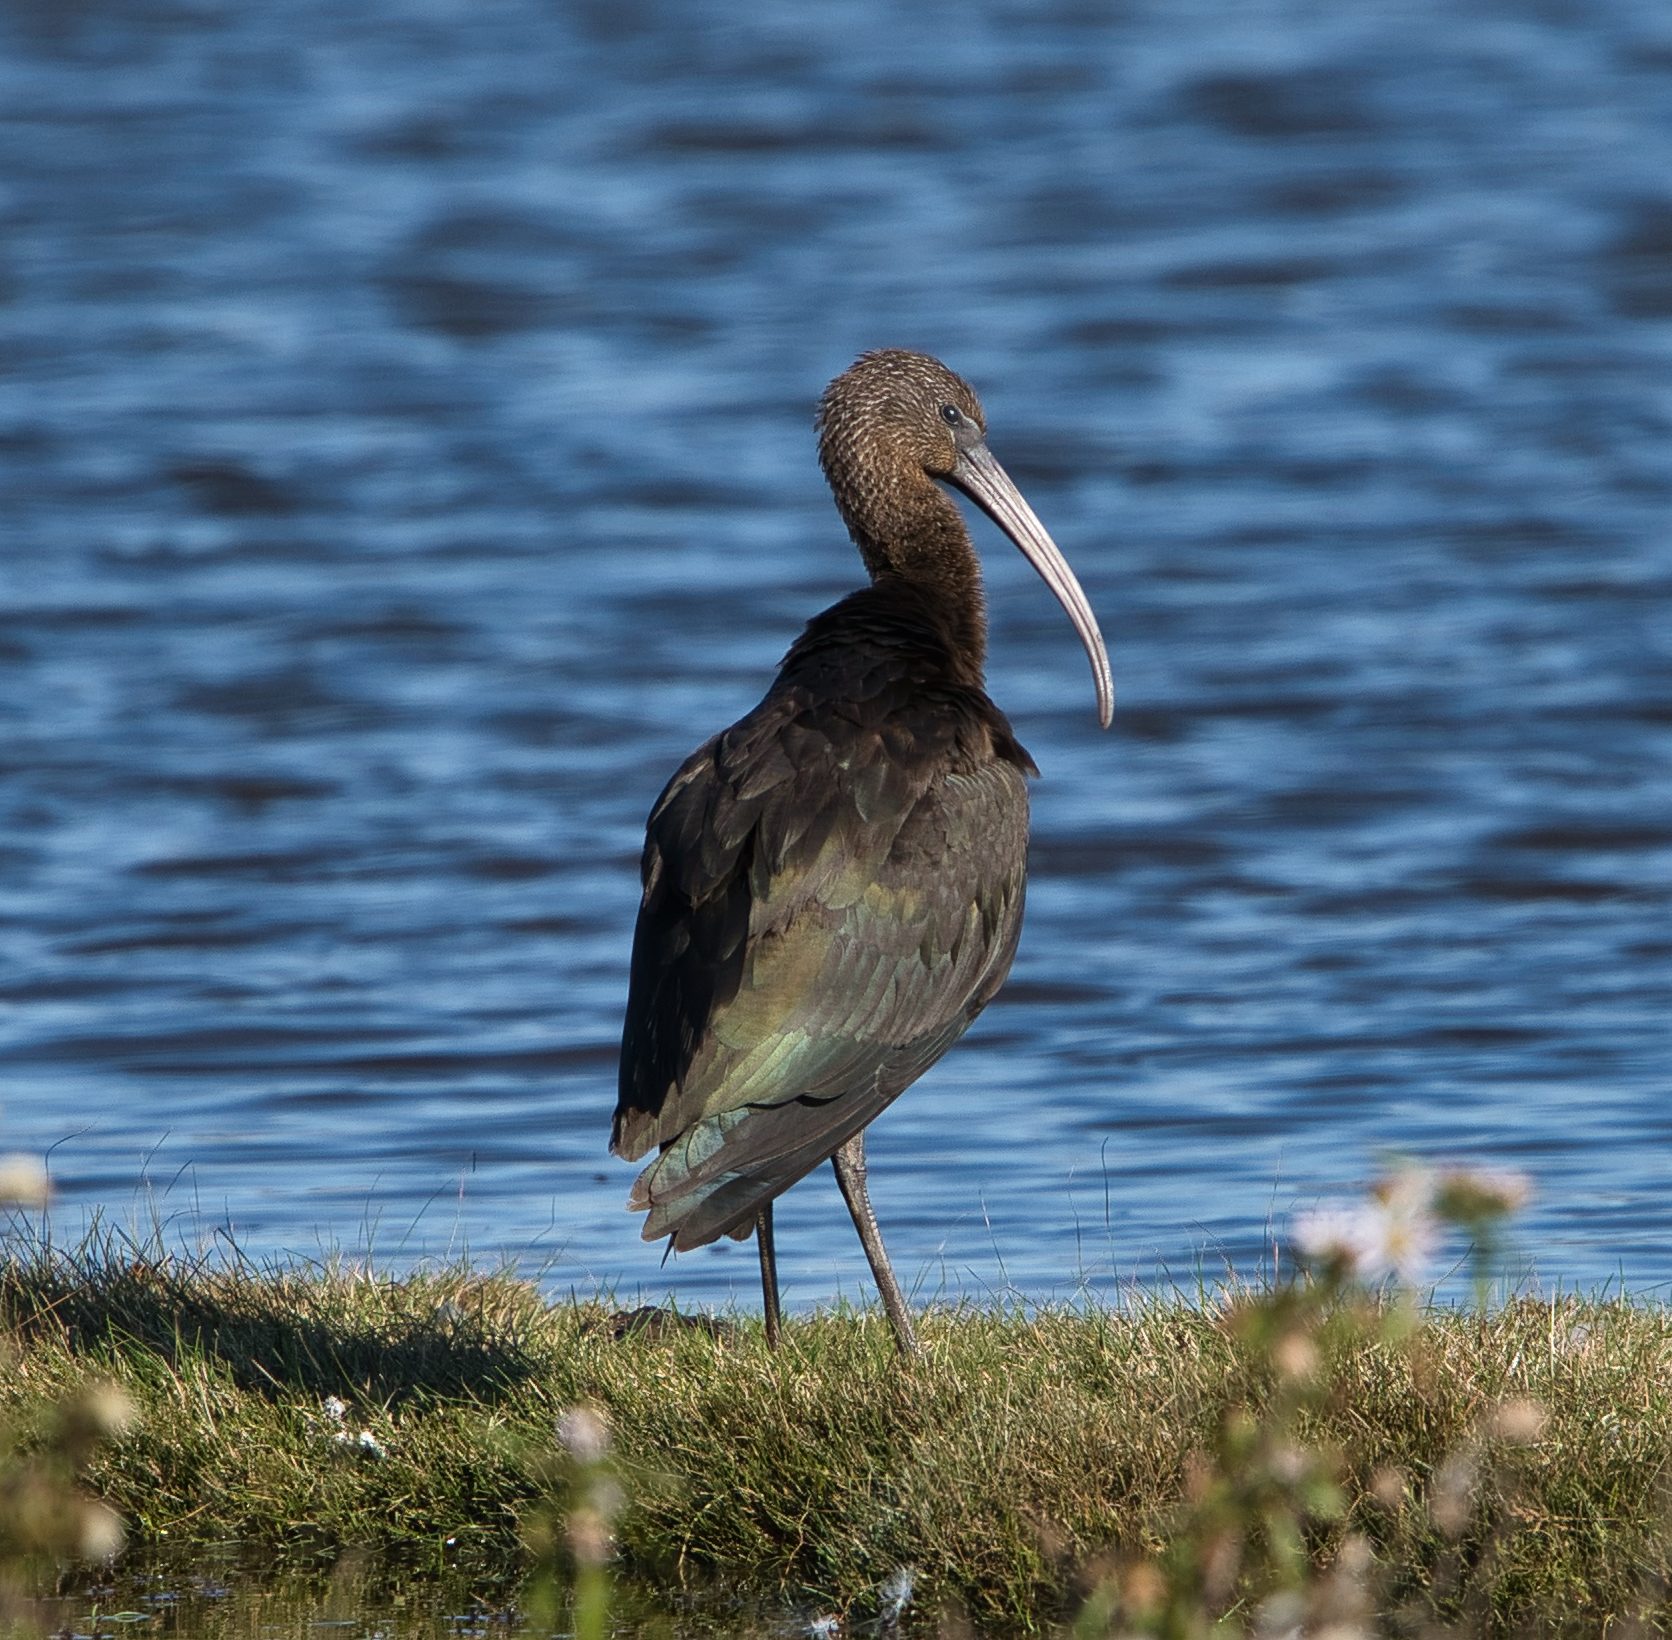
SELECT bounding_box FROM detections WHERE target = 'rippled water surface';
[4,0,1670,1310]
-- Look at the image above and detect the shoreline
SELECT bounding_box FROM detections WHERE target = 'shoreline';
[3,1237,1666,1633]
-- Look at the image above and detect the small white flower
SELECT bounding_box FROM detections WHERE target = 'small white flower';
[1474,1168,1532,1212]
[806,1618,841,1640]
[1489,1398,1547,1445]
[1363,1205,1440,1288]
[1253,1589,1305,1640]
[1292,1173,1440,1288]
[356,1430,385,1458]
[84,1383,136,1435]
[1439,1166,1533,1216]
[1375,1165,1437,1220]
[1291,1205,1375,1273]
[322,1396,348,1422]
[878,1567,916,1624]
[0,1153,49,1207]
[79,1502,126,1560]
[557,1406,610,1464]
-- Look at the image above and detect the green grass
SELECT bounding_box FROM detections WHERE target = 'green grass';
[4,1228,1671,1634]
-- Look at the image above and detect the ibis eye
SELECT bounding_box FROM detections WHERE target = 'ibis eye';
[940,404,962,426]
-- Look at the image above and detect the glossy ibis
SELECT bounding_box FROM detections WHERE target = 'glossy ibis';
[612,350,1111,1355]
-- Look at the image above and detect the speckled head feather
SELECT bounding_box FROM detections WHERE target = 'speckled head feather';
[818,349,986,480]
[816,349,992,652]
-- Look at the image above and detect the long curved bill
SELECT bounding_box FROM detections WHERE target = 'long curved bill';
[951,442,1113,728]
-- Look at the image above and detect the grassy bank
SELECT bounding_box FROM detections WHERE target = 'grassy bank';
[3,1232,1671,1634]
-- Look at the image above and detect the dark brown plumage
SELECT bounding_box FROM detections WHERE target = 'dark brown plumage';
[612,350,1111,1355]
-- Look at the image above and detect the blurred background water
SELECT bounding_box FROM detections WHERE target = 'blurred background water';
[2,0,1669,1313]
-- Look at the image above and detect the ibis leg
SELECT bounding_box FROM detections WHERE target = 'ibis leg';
[832,1133,919,1357]
[756,1205,782,1349]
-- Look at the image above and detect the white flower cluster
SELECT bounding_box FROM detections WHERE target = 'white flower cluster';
[1292,1171,1439,1286]
[1291,1165,1531,1286]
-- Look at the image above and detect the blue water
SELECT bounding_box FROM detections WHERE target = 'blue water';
[3,0,1670,1313]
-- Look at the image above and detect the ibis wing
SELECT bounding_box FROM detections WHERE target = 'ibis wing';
[612,686,1029,1250]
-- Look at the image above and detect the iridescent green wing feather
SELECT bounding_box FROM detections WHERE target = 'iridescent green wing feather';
[613,679,1029,1251]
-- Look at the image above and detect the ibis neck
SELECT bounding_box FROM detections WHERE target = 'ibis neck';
[843,480,989,683]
